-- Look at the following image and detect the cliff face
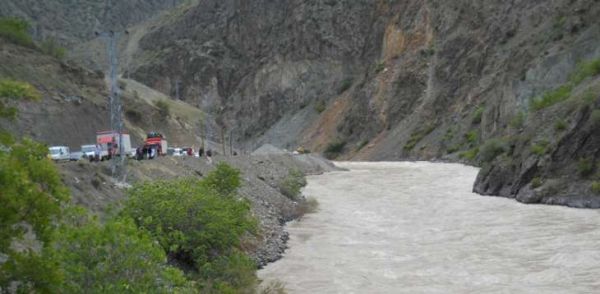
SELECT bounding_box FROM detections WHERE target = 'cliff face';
[129,0,600,206]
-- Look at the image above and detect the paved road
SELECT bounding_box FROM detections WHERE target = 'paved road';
[258,162,600,293]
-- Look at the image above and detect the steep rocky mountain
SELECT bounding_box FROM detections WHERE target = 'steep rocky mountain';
[0,38,208,150]
[0,0,185,46]
[128,0,600,206]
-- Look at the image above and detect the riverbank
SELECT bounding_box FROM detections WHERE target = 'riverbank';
[56,153,339,266]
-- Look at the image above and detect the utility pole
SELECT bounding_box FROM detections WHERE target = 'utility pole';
[96,30,128,180]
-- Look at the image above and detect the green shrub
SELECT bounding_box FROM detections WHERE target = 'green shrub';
[530,140,549,156]
[375,61,385,73]
[203,162,241,197]
[447,144,461,154]
[39,38,66,60]
[155,99,170,118]
[592,181,600,194]
[472,107,484,124]
[569,59,600,85]
[530,84,572,111]
[338,78,353,94]
[356,140,369,151]
[582,89,597,104]
[324,140,346,159]
[0,139,69,292]
[578,158,595,177]
[125,109,143,124]
[0,17,33,47]
[0,79,41,121]
[531,177,543,189]
[464,130,478,146]
[554,119,567,131]
[509,111,526,129]
[297,197,319,216]
[591,109,600,126]
[123,166,258,292]
[459,147,479,161]
[53,212,193,293]
[479,138,508,162]
[314,100,326,113]
[404,125,435,151]
[279,169,307,201]
[529,58,600,111]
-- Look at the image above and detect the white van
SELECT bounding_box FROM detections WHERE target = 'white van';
[48,146,70,161]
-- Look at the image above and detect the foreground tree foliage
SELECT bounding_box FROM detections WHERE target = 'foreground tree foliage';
[123,163,258,293]
[52,208,195,293]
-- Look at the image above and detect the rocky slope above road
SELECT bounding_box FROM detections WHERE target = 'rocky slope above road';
[59,153,339,266]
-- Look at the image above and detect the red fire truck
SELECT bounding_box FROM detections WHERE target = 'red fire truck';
[144,132,168,156]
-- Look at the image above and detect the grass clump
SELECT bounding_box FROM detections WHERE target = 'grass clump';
[0,17,33,47]
[531,177,543,189]
[464,130,478,146]
[529,58,600,111]
[338,78,353,94]
[569,59,600,85]
[39,38,66,60]
[356,139,369,151]
[279,169,307,202]
[479,138,508,162]
[375,61,385,73]
[554,119,568,131]
[530,140,550,156]
[314,100,326,113]
[530,84,572,111]
[324,140,346,159]
[592,181,600,194]
[591,109,600,126]
[0,79,41,120]
[404,125,435,152]
[459,147,479,161]
[509,111,526,129]
[578,158,595,177]
[154,99,170,118]
[472,107,484,124]
[297,197,319,216]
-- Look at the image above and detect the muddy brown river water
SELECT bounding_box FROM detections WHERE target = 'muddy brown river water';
[258,162,600,293]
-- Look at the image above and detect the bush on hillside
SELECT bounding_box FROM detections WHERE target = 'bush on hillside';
[324,140,346,159]
[155,99,170,118]
[279,169,307,202]
[39,38,66,60]
[479,138,508,163]
[0,17,33,47]
[52,209,193,293]
[123,165,258,292]
[472,107,484,124]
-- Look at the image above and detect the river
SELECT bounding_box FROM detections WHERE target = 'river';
[258,162,600,293]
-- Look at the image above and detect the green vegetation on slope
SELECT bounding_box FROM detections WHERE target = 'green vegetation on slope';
[530,58,600,111]
[0,17,33,47]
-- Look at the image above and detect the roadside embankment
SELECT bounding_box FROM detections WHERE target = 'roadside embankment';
[57,153,339,266]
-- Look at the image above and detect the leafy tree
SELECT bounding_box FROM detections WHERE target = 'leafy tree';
[52,208,195,293]
[123,165,258,292]
[202,162,241,197]
[0,80,66,292]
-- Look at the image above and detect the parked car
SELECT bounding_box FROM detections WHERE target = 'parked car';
[48,146,70,161]
[81,144,96,158]
[70,151,83,161]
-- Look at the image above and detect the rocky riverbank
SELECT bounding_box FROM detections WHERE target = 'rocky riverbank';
[57,153,339,267]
